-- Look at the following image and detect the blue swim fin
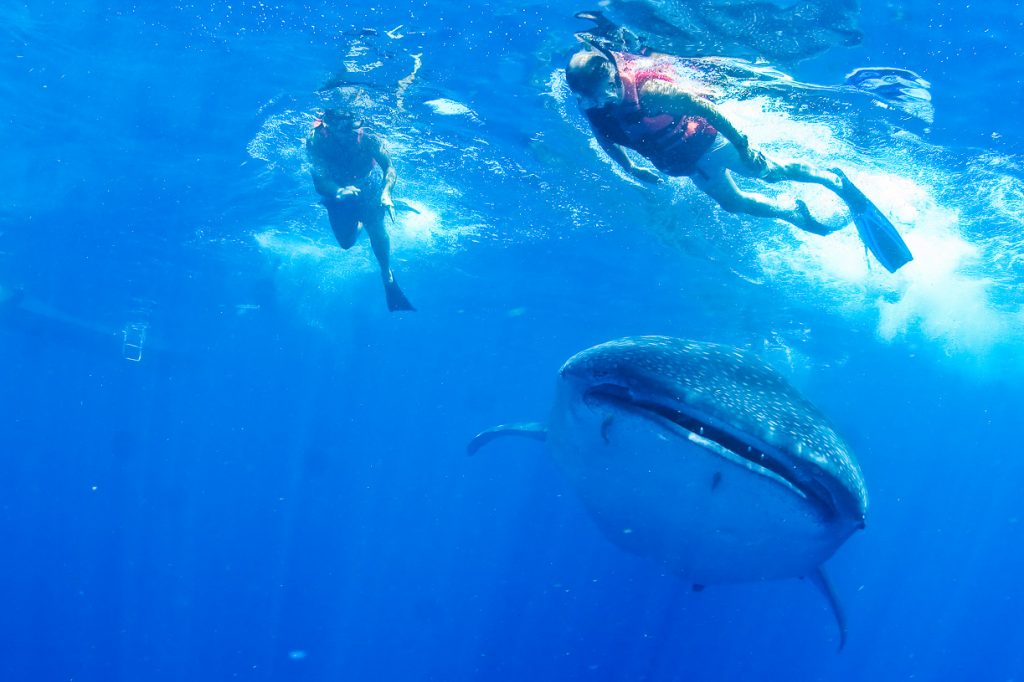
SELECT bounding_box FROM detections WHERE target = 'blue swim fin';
[833,168,913,273]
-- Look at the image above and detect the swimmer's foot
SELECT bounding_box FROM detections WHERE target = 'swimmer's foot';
[383,271,416,312]
[795,199,843,236]
[830,168,913,273]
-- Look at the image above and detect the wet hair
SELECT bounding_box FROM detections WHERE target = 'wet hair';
[565,49,612,94]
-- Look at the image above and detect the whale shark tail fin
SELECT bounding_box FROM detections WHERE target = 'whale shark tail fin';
[467,423,547,456]
[810,566,847,651]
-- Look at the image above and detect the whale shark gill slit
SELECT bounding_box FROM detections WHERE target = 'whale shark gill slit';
[583,385,837,518]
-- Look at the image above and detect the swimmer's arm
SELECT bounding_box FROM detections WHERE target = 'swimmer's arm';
[367,136,397,193]
[638,80,752,154]
[593,131,662,184]
[367,135,398,218]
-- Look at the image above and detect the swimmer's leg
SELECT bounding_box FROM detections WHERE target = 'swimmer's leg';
[364,211,415,312]
[759,159,843,194]
[324,199,361,249]
[692,167,836,235]
[363,212,392,280]
[701,141,844,234]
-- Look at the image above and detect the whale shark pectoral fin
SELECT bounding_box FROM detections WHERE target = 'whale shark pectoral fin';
[810,566,847,652]
[467,423,547,456]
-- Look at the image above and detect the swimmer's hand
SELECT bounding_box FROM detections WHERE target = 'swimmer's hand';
[380,189,396,221]
[743,149,771,178]
[631,167,663,184]
[336,185,361,199]
[734,134,770,175]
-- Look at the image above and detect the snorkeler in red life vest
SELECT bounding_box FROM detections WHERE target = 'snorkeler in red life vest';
[566,46,913,272]
[307,108,415,311]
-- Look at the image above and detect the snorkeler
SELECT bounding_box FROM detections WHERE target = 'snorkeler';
[307,107,416,311]
[565,45,913,272]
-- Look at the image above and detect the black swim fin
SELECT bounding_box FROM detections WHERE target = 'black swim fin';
[574,10,618,35]
[384,274,416,312]
[392,198,421,215]
[833,168,913,273]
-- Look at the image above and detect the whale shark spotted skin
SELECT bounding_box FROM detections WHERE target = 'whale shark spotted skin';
[469,336,868,647]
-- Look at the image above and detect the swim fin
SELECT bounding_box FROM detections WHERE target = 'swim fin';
[392,198,421,215]
[833,168,913,273]
[384,273,416,312]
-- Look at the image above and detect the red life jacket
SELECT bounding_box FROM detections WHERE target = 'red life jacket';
[586,51,718,176]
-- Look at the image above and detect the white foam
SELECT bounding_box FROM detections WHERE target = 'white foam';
[391,200,443,246]
[714,95,1024,363]
[253,226,339,264]
[246,110,308,168]
[424,98,476,118]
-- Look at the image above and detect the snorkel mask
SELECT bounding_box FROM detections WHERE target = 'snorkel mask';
[314,108,364,132]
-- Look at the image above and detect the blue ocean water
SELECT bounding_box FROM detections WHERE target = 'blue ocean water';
[2,0,1024,680]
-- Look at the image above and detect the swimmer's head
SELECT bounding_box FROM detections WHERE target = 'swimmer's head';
[566,49,619,109]
[321,107,356,127]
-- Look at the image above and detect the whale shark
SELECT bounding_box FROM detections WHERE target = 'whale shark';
[468,336,867,648]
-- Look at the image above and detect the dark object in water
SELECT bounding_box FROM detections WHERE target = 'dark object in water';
[584,1,863,63]
[317,75,376,93]
[575,9,650,55]
[711,471,723,490]
[845,67,933,124]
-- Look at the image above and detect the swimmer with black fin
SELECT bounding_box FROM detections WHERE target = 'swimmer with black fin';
[307,107,416,311]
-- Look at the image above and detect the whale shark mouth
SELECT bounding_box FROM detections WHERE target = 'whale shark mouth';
[584,384,839,517]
